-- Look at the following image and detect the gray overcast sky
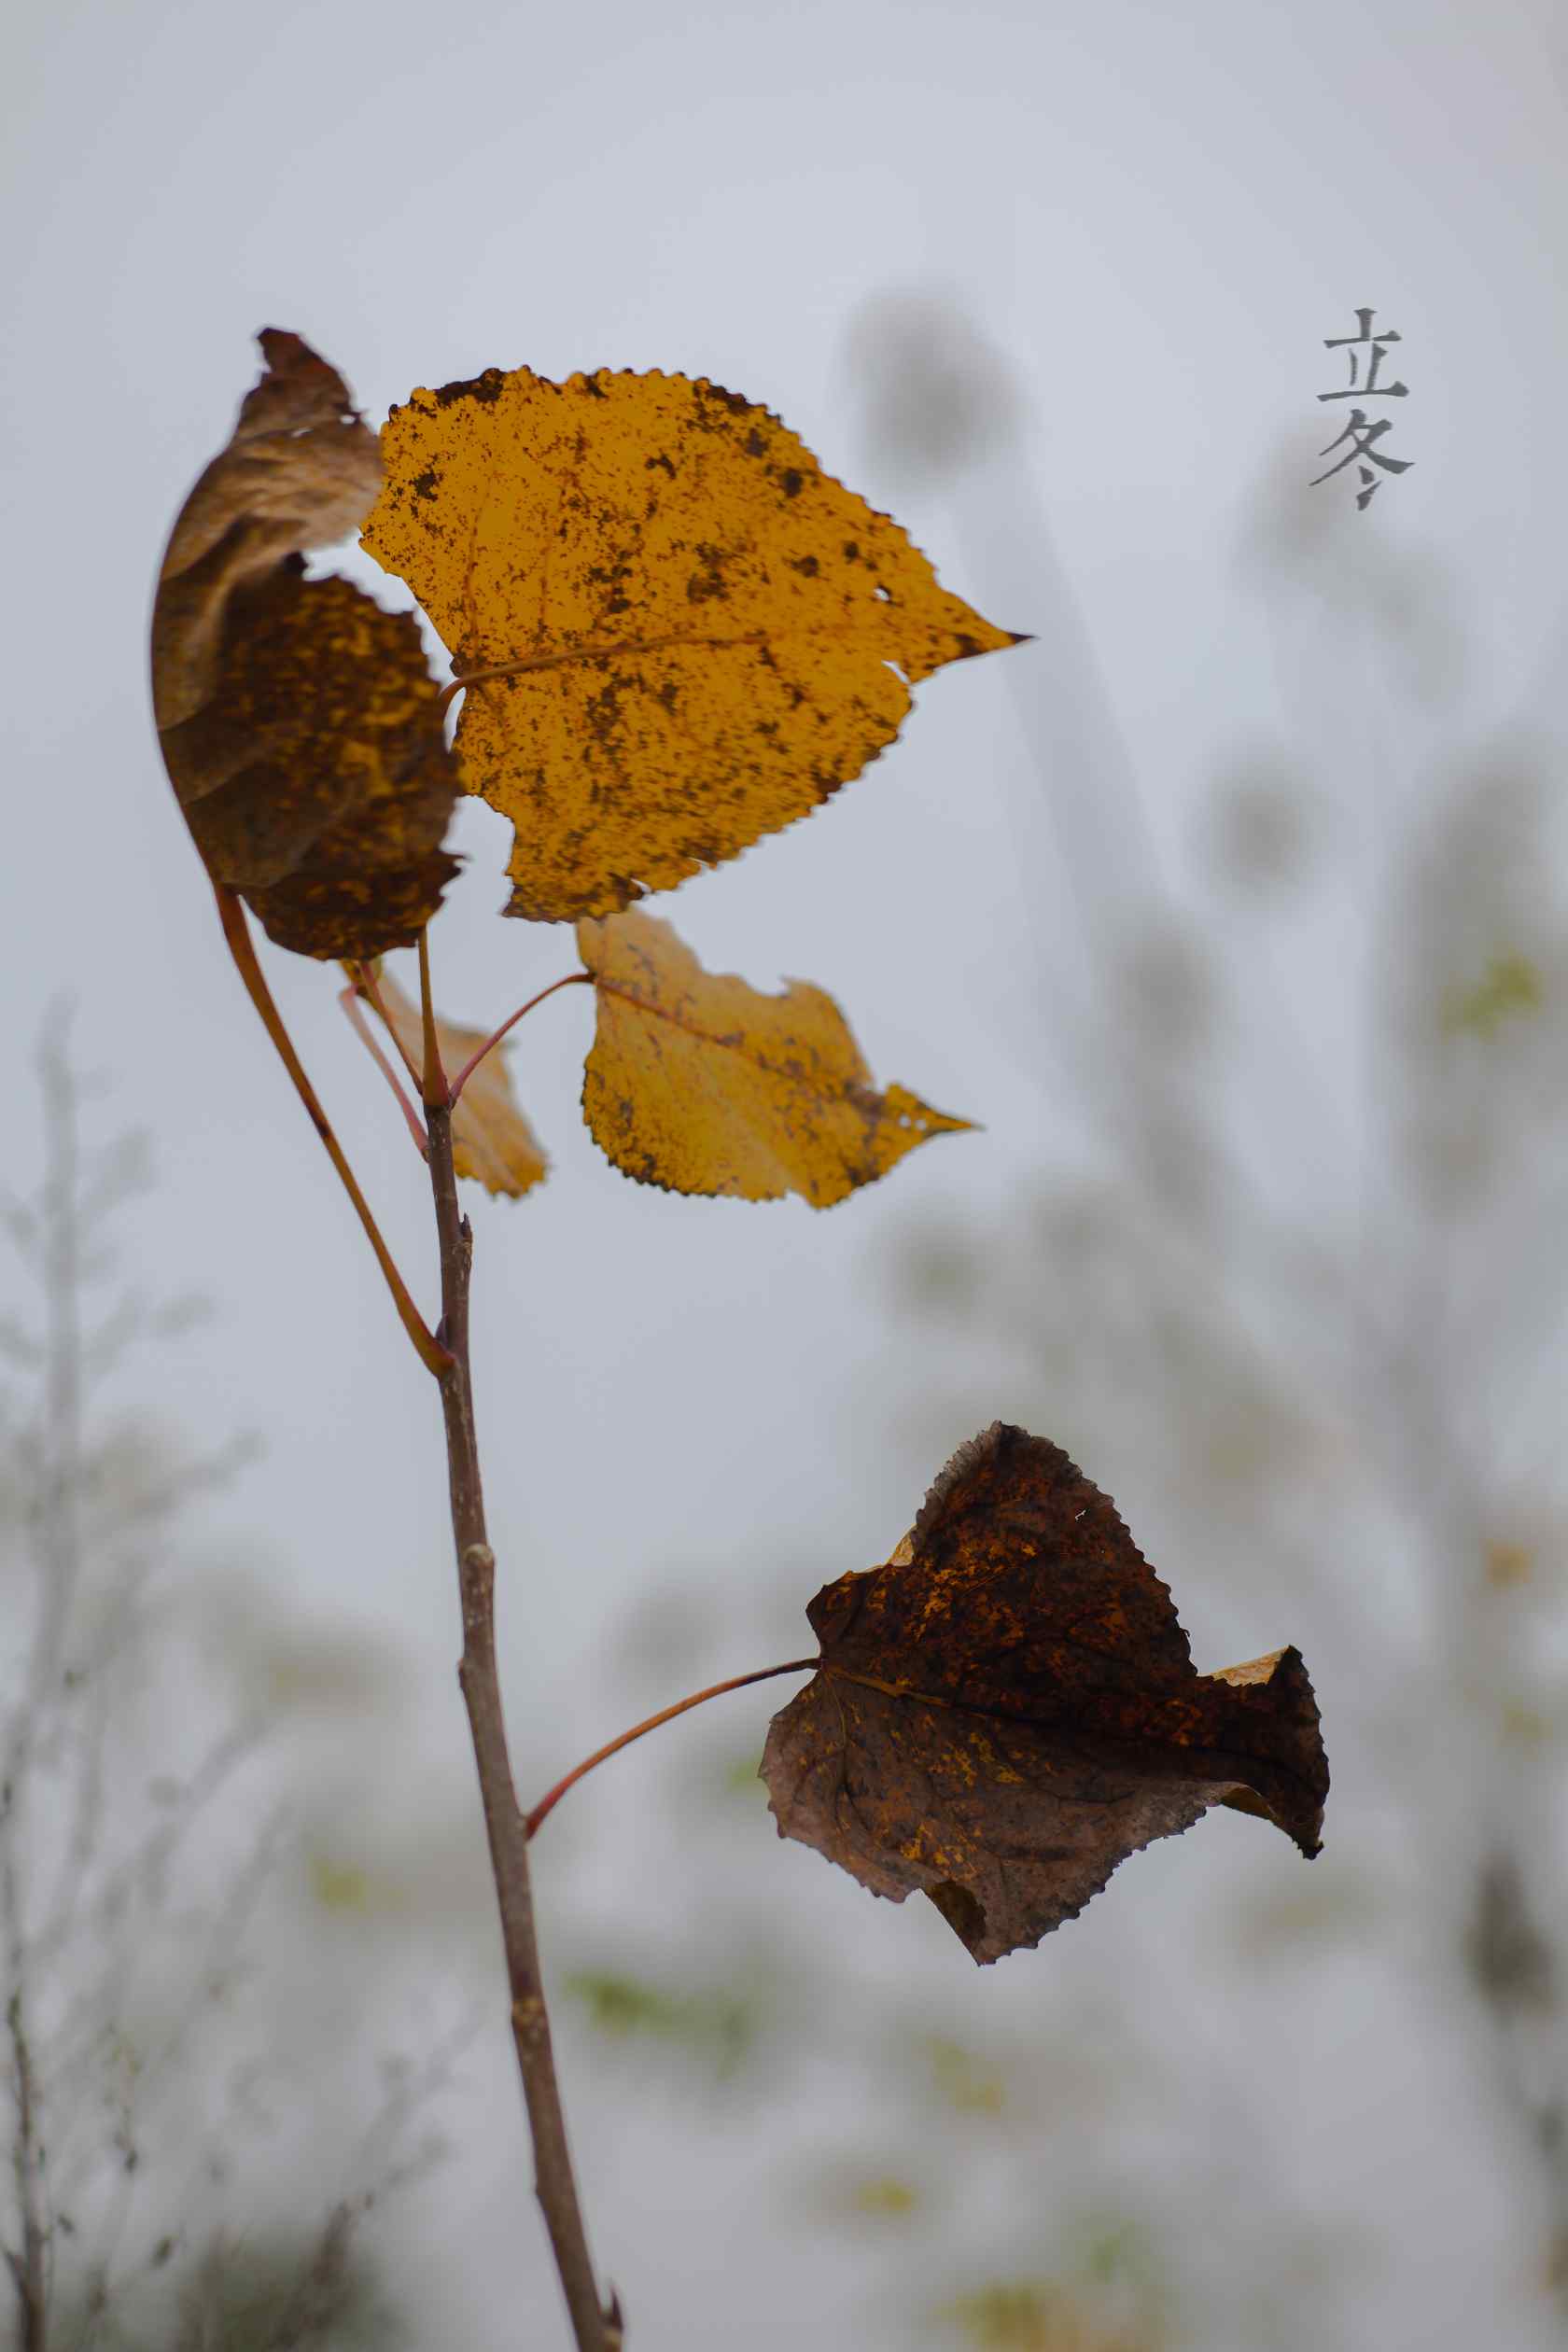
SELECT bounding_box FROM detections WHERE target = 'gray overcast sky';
[3,0,1566,2345]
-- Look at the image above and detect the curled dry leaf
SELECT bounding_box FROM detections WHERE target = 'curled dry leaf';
[361,970,548,1198]
[152,330,460,959]
[362,367,1024,922]
[577,909,972,1208]
[762,1423,1328,1964]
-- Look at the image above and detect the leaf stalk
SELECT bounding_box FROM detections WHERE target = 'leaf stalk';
[213,887,449,1376]
[525,1659,819,1840]
[446,972,594,1107]
[337,983,429,1155]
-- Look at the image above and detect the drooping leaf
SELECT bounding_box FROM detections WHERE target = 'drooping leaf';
[577,909,972,1208]
[160,565,461,959]
[152,330,382,730]
[362,367,1024,921]
[362,970,548,1197]
[762,1423,1327,1964]
[152,331,460,959]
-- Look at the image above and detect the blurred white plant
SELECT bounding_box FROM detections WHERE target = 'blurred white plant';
[0,1021,456,2352]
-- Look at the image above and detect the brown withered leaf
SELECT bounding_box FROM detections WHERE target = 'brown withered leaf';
[362,366,1023,921]
[762,1423,1327,1964]
[152,330,460,959]
[577,908,972,1207]
[152,329,382,730]
[362,971,548,1198]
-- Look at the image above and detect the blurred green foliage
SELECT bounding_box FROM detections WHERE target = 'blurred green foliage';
[921,2035,1006,2116]
[1442,952,1543,1037]
[309,1855,376,1914]
[849,2176,919,2218]
[564,1969,759,2081]
[935,2277,1156,2350]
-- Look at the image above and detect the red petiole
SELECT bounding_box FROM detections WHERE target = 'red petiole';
[338,982,429,1155]
[445,971,593,1106]
[525,1659,818,1839]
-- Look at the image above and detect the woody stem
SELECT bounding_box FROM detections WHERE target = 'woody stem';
[417,926,615,2352]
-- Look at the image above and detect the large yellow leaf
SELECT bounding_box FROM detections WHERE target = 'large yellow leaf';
[577,910,972,1208]
[363,369,1022,922]
[364,971,548,1198]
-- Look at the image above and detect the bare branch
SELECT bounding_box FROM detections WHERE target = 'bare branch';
[4,1985,49,2352]
[418,931,613,2352]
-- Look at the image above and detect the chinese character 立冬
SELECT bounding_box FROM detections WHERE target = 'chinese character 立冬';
[1311,306,1412,509]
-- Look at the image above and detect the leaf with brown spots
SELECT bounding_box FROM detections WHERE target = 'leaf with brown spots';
[577,908,971,1208]
[359,970,548,1198]
[762,1423,1327,1963]
[362,367,1024,922]
[152,331,460,959]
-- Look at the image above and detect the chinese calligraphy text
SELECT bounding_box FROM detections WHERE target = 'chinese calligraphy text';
[1311,306,1412,511]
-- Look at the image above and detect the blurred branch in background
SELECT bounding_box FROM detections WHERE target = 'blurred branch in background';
[0,1019,452,2351]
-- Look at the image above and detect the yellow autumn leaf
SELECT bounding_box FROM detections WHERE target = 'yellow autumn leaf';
[363,368,1023,922]
[364,971,548,1198]
[577,909,972,1208]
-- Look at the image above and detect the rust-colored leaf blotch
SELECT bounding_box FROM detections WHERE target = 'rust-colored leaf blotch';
[762,1423,1328,1964]
[152,332,460,959]
[362,367,1024,922]
[365,972,548,1198]
[577,909,972,1208]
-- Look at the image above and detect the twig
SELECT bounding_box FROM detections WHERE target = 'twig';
[416,933,445,1108]
[212,888,449,1378]
[417,932,614,2352]
[34,1720,262,1980]
[4,1988,47,2352]
[0,1023,87,2352]
[525,1660,816,1839]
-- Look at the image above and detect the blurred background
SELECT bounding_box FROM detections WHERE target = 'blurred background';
[3,0,1566,2344]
